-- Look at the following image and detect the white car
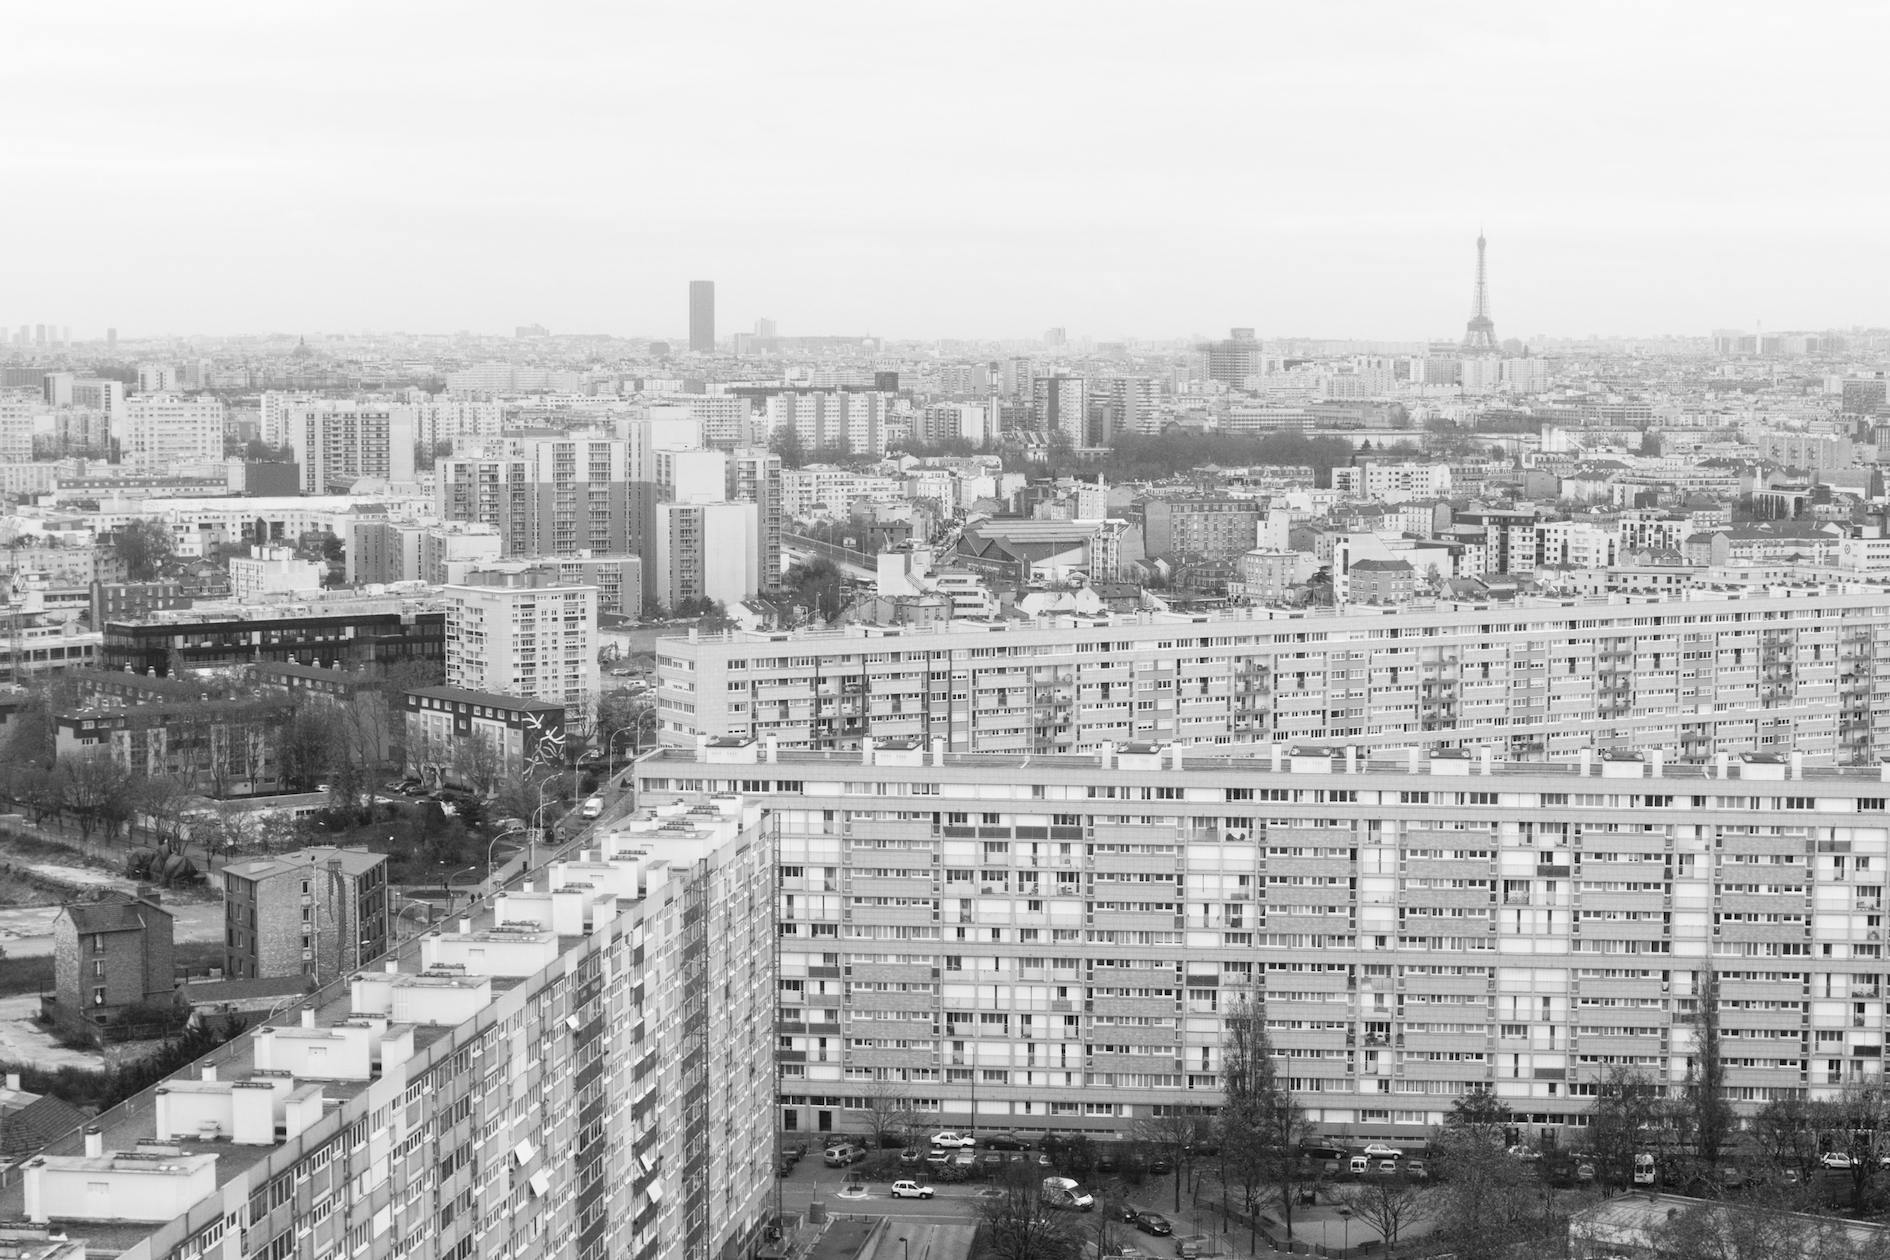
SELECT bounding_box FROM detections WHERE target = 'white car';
[1363,1144,1403,1160]
[889,1180,935,1199]
[1820,1152,1855,1170]
[930,1131,975,1148]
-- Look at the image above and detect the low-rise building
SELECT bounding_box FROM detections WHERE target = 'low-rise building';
[403,686,566,787]
[49,895,175,1033]
[221,848,390,985]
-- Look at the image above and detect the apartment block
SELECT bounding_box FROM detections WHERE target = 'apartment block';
[1140,497,1265,560]
[123,394,225,470]
[641,736,1890,1150]
[654,590,1890,764]
[436,437,634,557]
[444,575,598,706]
[5,799,776,1260]
[403,686,567,786]
[282,400,416,493]
[727,447,784,591]
[222,848,390,985]
[652,502,758,611]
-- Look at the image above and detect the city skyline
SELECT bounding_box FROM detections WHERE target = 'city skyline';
[5,4,1889,339]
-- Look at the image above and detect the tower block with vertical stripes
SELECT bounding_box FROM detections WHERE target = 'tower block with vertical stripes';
[1462,231,1499,353]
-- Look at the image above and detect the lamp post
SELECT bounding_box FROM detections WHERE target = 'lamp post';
[896,1240,907,1260]
[487,825,526,886]
[604,709,657,790]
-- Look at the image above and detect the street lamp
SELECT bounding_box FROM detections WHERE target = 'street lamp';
[487,825,526,885]
[604,710,657,789]
[896,1239,907,1260]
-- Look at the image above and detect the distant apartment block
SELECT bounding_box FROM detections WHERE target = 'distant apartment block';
[102,599,445,675]
[282,399,416,492]
[228,546,325,602]
[652,501,758,611]
[122,394,225,469]
[403,686,566,785]
[444,574,598,705]
[435,436,635,556]
[655,589,1890,765]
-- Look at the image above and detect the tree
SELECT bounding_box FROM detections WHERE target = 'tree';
[1584,1064,1664,1191]
[978,1163,1080,1260]
[114,518,175,581]
[277,706,335,793]
[1752,1096,1820,1190]
[782,558,846,623]
[1813,1079,1890,1213]
[1133,1108,1205,1214]
[1430,1101,1540,1260]
[853,1077,915,1155]
[138,773,199,850]
[63,750,136,844]
[1217,981,1315,1249]
[1334,1175,1431,1258]
[1681,959,1733,1178]
[451,732,508,798]
[768,426,806,470]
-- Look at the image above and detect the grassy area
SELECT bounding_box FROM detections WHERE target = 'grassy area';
[0,829,119,871]
[0,954,53,997]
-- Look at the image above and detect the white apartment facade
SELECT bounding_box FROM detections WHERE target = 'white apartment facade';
[283,400,416,493]
[228,546,325,602]
[444,579,599,706]
[123,394,225,470]
[641,737,1890,1149]
[654,589,1890,765]
[5,798,777,1260]
[652,501,758,611]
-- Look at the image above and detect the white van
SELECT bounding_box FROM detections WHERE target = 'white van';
[1042,1177,1094,1211]
[1632,1153,1656,1186]
[581,796,605,820]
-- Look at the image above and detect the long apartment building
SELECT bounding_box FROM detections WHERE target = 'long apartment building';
[6,798,775,1260]
[639,735,1890,1150]
[655,588,1890,765]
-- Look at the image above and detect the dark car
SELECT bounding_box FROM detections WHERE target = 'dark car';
[900,1149,924,1166]
[979,1152,1006,1169]
[778,1158,795,1177]
[785,1140,809,1159]
[984,1132,1033,1151]
[1148,1157,1174,1175]
[1131,1211,1173,1237]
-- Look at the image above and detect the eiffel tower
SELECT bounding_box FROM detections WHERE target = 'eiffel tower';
[1462,231,1499,354]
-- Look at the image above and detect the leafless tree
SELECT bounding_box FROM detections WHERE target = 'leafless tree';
[1133,1108,1205,1214]
[1217,980,1316,1249]
[63,750,135,843]
[1813,1080,1890,1213]
[1334,1176,1431,1258]
[452,731,508,798]
[978,1163,1080,1260]
[852,1076,916,1155]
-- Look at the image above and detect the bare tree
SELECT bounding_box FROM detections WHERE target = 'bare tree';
[1217,981,1316,1249]
[978,1163,1080,1260]
[853,1076,915,1155]
[63,750,135,843]
[1133,1108,1204,1214]
[1334,1176,1431,1258]
[1752,1096,1820,1191]
[1583,1064,1663,1191]
[1430,1094,1543,1260]
[1813,1080,1890,1214]
[451,731,508,798]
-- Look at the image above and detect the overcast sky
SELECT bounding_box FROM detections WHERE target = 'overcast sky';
[6,3,1887,344]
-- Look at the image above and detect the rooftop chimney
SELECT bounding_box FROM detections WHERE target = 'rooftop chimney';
[300,1006,315,1029]
[84,1127,102,1158]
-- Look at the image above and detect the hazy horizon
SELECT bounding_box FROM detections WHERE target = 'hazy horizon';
[8,2,1889,344]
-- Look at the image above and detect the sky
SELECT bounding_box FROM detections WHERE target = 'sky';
[5,2,1888,344]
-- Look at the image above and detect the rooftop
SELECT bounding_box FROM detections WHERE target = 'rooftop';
[404,685,565,713]
[222,847,388,882]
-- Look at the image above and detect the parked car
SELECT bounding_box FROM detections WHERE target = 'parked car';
[1363,1144,1404,1160]
[889,1180,935,1199]
[823,1145,866,1168]
[778,1158,795,1177]
[931,1131,976,1148]
[1130,1211,1173,1237]
[1147,1156,1174,1175]
[1633,1153,1658,1185]
[924,1149,951,1166]
[1406,1160,1429,1181]
[1720,1166,1745,1188]
[1375,1160,1398,1176]
[979,1152,1006,1169]
[983,1132,1033,1151]
[1347,1156,1370,1177]
[784,1140,809,1159]
[1820,1152,1854,1170]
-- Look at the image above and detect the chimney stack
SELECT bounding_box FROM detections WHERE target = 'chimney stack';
[84,1127,102,1158]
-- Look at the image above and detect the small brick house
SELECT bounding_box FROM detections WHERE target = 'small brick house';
[49,895,175,1030]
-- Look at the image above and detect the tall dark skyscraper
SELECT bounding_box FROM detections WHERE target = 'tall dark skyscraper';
[1461,231,1498,353]
[689,280,715,352]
